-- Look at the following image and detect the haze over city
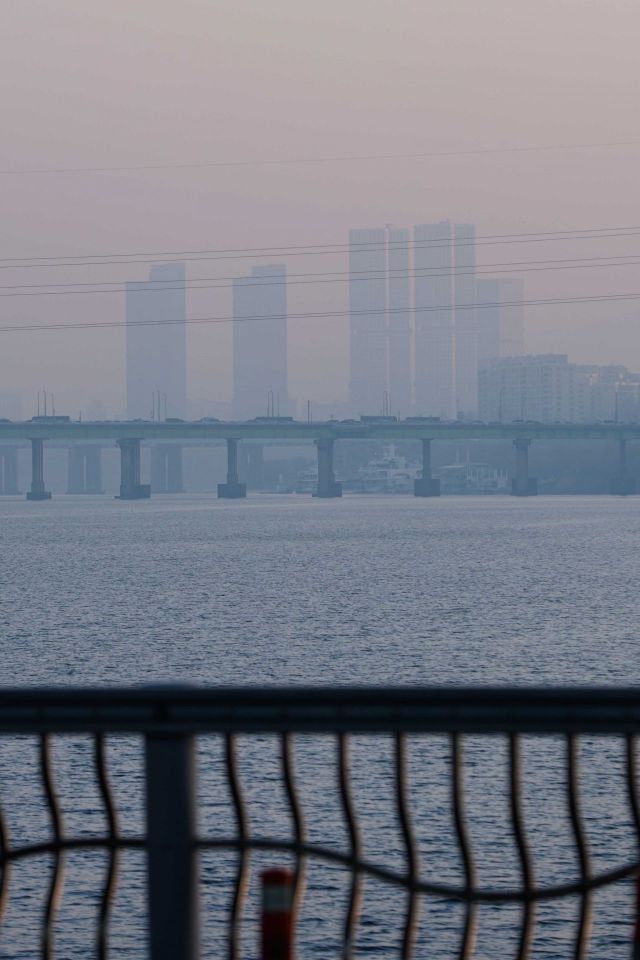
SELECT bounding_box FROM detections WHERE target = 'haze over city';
[2,0,640,417]
[3,3,640,957]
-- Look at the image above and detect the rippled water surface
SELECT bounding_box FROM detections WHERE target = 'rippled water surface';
[1,494,639,958]
[2,493,639,686]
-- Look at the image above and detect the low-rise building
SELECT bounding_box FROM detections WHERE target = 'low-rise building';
[478,354,640,423]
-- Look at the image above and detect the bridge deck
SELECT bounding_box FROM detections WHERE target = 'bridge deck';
[0,419,638,442]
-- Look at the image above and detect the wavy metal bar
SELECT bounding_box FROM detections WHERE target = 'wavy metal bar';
[40,734,65,960]
[195,835,640,901]
[509,734,535,959]
[281,733,306,922]
[0,836,143,863]
[94,734,119,960]
[451,733,477,959]
[225,733,249,960]
[395,733,419,958]
[0,830,632,902]
[0,828,630,902]
[566,734,592,959]
[338,733,362,959]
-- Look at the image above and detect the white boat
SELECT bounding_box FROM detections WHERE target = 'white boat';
[357,445,420,493]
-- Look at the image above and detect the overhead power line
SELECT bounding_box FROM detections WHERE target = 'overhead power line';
[0,251,635,291]
[2,137,640,176]
[1,223,640,268]
[0,253,639,299]
[2,291,640,335]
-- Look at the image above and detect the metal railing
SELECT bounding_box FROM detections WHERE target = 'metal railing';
[0,686,639,958]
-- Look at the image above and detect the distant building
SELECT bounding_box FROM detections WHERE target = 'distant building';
[348,227,411,417]
[233,264,288,420]
[478,353,640,422]
[477,277,525,362]
[579,364,636,422]
[346,221,524,421]
[476,279,501,362]
[616,381,640,422]
[349,229,388,415]
[126,263,187,420]
[479,354,571,422]
[453,223,477,419]
[387,228,412,416]
[496,278,525,356]
[414,221,455,419]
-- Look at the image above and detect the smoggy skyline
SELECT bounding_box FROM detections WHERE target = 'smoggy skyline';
[2,0,640,416]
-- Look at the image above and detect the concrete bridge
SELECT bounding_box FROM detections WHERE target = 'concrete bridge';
[0,417,638,500]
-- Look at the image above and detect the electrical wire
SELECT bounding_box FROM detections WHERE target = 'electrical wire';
[2,292,640,335]
[1,224,640,269]
[0,255,639,299]
[2,136,640,176]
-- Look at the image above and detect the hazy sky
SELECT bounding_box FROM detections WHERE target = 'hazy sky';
[2,0,640,415]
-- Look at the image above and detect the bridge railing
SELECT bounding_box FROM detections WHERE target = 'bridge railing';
[0,686,639,959]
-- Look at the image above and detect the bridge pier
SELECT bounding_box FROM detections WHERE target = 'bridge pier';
[313,438,342,498]
[610,439,635,495]
[0,446,20,495]
[67,445,104,494]
[151,445,184,493]
[511,439,538,496]
[117,439,150,500]
[414,439,441,497]
[26,438,51,501]
[217,438,246,498]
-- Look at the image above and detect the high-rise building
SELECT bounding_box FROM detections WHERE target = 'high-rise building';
[477,277,526,363]
[348,227,412,416]
[233,264,288,420]
[476,278,501,362]
[387,228,411,416]
[453,223,477,418]
[349,229,388,415]
[496,277,525,356]
[126,263,187,420]
[414,221,455,418]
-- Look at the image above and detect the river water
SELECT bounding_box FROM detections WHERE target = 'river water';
[0,494,639,957]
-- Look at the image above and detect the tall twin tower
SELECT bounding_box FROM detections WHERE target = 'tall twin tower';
[125,262,289,421]
[124,225,522,422]
[349,223,523,419]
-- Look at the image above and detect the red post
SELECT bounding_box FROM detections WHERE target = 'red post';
[261,868,294,960]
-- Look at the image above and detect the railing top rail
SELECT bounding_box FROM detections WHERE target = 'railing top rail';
[0,685,638,733]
